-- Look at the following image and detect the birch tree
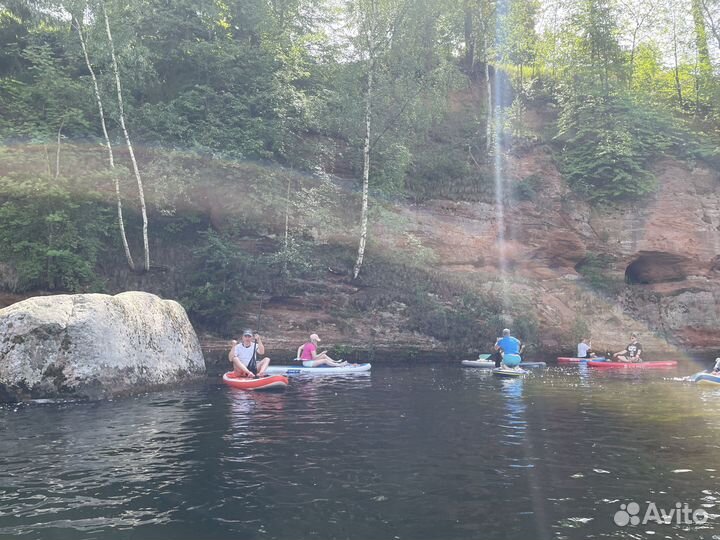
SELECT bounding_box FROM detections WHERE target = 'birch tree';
[347,0,408,280]
[101,0,150,271]
[72,11,135,270]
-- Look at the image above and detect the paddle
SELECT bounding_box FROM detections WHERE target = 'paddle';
[256,289,265,336]
[247,290,266,377]
[247,341,258,375]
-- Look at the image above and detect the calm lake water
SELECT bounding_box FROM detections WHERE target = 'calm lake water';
[1,363,719,540]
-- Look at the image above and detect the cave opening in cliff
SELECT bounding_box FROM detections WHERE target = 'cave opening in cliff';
[625,252,690,285]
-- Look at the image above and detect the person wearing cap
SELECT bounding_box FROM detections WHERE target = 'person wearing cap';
[228,329,271,377]
[296,333,346,368]
[493,328,523,369]
[613,333,643,363]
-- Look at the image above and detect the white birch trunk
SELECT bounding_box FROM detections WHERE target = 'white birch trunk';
[283,172,292,277]
[484,34,493,157]
[73,13,135,271]
[353,48,373,280]
[55,118,64,179]
[102,0,150,272]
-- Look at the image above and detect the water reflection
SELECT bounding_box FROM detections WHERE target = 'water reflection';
[498,378,526,447]
[227,387,287,417]
[577,362,592,387]
[0,391,213,536]
[3,368,720,539]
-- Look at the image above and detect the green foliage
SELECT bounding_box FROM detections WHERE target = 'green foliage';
[264,236,321,291]
[0,174,112,292]
[121,0,324,165]
[180,228,321,331]
[570,317,590,345]
[687,135,720,168]
[504,95,534,140]
[406,93,489,201]
[291,172,345,243]
[556,91,680,202]
[180,229,250,331]
[0,43,90,141]
[514,173,542,201]
[407,289,501,351]
[575,252,623,296]
[564,0,626,94]
[498,0,540,75]
[409,142,481,201]
[349,254,541,353]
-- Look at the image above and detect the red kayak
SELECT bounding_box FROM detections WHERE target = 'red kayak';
[557,357,606,364]
[223,372,289,390]
[587,360,678,369]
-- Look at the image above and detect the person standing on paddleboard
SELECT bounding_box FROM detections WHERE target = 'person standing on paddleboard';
[613,333,642,363]
[494,329,524,369]
[229,329,271,377]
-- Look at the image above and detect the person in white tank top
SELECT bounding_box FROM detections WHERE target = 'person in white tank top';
[227,329,271,377]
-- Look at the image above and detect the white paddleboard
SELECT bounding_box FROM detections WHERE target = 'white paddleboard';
[265,363,372,375]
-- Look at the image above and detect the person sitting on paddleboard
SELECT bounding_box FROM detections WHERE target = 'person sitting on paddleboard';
[297,333,346,368]
[494,328,524,369]
[613,333,642,363]
[577,337,596,358]
[228,329,271,377]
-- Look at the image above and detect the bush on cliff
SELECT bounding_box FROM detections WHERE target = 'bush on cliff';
[0,174,113,292]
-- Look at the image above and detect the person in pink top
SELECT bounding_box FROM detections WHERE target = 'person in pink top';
[296,333,346,367]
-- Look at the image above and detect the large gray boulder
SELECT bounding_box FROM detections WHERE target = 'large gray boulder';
[0,292,206,402]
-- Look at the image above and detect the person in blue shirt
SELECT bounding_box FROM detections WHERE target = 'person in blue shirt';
[494,328,524,368]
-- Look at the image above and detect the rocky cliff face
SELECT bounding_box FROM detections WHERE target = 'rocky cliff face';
[2,144,717,363]
[0,292,206,402]
[393,150,720,358]
[606,159,720,354]
[204,150,719,362]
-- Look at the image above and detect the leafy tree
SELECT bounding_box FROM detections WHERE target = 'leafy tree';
[0,42,90,141]
[337,0,462,278]
[555,90,679,202]
[501,0,541,84]
[565,0,626,95]
[180,229,249,331]
[0,174,113,292]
